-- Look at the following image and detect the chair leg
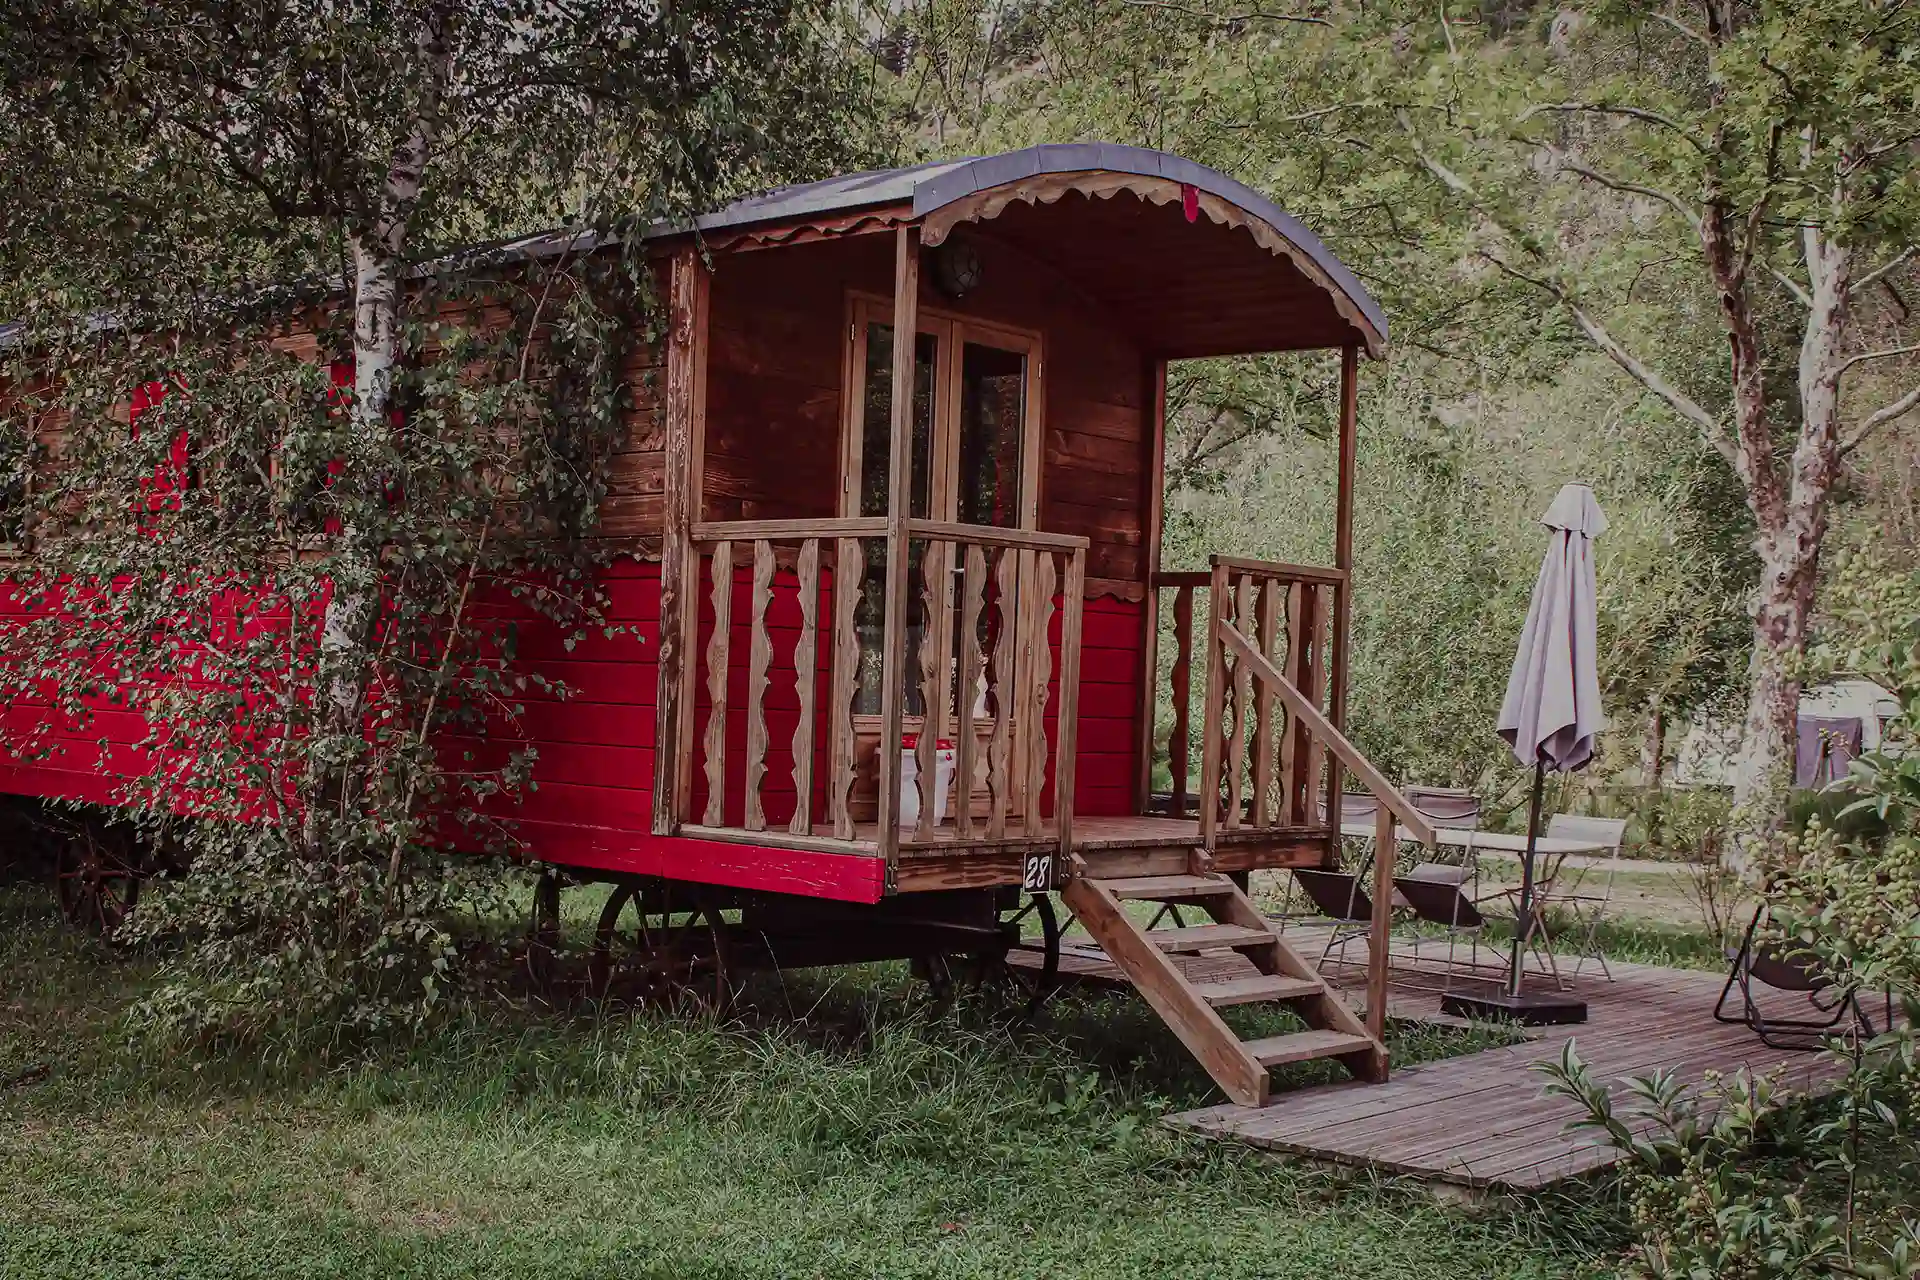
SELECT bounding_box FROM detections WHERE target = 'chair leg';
[1586,913,1615,982]
[1715,908,1762,1026]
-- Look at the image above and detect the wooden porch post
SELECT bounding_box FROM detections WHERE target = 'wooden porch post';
[875,227,921,863]
[652,244,711,835]
[1324,344,1359,854]
[1133,357,1168,815]
[1367,801,1396,1053]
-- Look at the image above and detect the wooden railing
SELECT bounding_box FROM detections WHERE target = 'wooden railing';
[1210,593,1438,1041]
[671,516,1086,859]
[902,520,1087,857]
[682,516,882,845]
[1152,556,1344,829]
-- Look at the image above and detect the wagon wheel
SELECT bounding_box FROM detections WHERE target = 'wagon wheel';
[589,882,731,1010]
[525,871,563,993]
[910,952,960,1007]
[962,893,1061,1020]
[54,824,144,936]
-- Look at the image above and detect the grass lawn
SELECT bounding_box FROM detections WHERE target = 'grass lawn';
[0,883,1626,1279]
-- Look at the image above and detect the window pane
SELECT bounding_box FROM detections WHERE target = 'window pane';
[858,323,936,518]
[956,342,1026,528]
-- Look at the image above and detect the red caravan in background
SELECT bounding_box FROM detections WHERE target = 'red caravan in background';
[2,145,1449,1107]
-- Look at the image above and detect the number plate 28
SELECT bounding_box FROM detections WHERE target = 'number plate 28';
[1021,852,1056,892]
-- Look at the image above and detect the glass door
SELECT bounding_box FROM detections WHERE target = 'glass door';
[850,316,942,715]
[843,299,1042,759]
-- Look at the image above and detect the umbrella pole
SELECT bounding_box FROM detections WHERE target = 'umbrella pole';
[1509,759,1546,998]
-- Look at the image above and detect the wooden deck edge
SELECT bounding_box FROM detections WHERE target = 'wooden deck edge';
[1158,1109,1625,1192]
[892,830,1326,893]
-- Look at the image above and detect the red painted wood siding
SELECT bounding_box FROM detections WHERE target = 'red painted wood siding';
[0,554,1138,842]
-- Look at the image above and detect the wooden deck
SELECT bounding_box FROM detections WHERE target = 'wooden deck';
[1037,931,1849,1190]
[878,813,1327,851]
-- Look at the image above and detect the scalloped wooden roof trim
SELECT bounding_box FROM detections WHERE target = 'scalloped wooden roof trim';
[707,209,910,254]
[917,171,1384,357]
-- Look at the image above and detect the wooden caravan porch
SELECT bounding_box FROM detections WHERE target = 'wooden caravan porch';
[629,145,1425,1103]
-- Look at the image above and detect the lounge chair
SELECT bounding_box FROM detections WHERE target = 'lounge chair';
[1714,904,1877,1050]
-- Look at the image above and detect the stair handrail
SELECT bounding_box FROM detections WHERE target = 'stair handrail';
[1215,620,1434,845]
[1214,616,1434,1044]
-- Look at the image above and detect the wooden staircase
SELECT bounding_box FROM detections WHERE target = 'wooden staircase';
[1061,861,1385,1106]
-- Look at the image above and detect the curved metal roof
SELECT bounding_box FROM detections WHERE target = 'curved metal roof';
[3,145,1387,354]
[690,143,1387,346]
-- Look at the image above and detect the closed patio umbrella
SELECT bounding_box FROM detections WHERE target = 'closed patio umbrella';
[1499,483,1608,775]
[1493,483,1608,1012]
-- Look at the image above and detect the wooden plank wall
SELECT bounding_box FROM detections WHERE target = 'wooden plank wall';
[0,228,1157,842]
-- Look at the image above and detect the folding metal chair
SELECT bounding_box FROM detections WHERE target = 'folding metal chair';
[1278,792,1384,929]
[1400,786,1483,897]
[1538,814,1628,981]
[1291,867,1377,971]
[1392,874,1488,992]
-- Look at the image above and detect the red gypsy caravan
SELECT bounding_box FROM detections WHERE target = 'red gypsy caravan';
[5,145,1442,1106]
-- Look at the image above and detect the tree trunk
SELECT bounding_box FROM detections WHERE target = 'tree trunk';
[1728,535,1821,878]
[1640,696,1665,792]
[1722,209,1852,880]
[1638,695,1667,847]
[301,3,451,857]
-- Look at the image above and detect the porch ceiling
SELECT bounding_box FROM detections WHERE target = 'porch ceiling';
[678,143,1387,361]
[928,182,1379,361]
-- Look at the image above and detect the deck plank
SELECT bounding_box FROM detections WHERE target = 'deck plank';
[1144,937,1859,1191]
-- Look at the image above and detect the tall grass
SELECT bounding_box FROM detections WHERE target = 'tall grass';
[0,886,1620,1278]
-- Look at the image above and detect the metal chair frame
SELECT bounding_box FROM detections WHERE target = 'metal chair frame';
[1713,904,1878,1050]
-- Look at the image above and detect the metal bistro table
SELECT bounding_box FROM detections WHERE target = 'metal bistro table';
[1338,822,1612,1013]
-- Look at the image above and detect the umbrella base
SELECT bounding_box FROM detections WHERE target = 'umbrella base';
[1442,990,1588,1026]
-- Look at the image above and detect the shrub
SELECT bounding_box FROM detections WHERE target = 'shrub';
[1539,553,1920,1279]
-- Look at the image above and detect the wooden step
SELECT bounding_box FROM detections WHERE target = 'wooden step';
[1244,1028,1378,1068]
[1098,874,1235,901]
[1062,868,1387,1104]
[1192,974,1322,1007]
[1146,923,1275,954]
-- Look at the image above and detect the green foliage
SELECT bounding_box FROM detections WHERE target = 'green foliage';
[890,1,1767,797]
[0,0,882,1041]
[0,0,888,317]
[0,255,646,1039]
[1540,1039,1919,1279]
[1537,553,1920,1278]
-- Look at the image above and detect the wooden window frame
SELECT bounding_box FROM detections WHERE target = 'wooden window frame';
[837,290,1045,529]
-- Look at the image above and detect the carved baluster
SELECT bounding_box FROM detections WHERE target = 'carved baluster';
[1300,582,1327,821]
[1199,561,1229,851]
[987,546,1017,840]
[828,537,864,840]
[1169,584,1194,817]
[1251,576,1280,828]
[743,541,775,831]
[788,539,820,837]
[1280,580,1305,823]
[1024,549,1056,832]
[915,538,949,841]
[702,540,733,827]
[954,544,986,839]
[1224,573,1252,830]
